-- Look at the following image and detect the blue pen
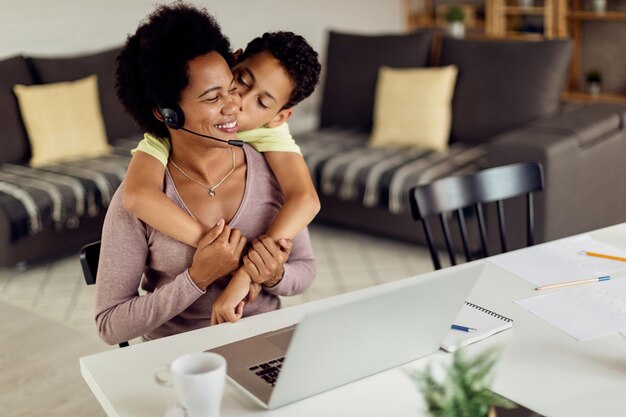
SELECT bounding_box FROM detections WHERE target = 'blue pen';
[451,324,477,333]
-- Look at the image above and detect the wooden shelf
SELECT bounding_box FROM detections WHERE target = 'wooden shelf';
[568,11,626,21]
[503,6,547,15]
[486,0,559,38]
[502,30,546,39]
[563,91,626,104]
[404,0,485,31]
[566,1,626,101]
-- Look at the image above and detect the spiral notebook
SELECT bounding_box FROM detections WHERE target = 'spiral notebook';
[441,302,514,352]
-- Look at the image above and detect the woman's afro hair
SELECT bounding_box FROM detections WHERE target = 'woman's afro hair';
[115,2,232,138]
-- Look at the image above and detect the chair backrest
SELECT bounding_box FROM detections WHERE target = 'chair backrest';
[409,161,544,270]
[79,240,129,348]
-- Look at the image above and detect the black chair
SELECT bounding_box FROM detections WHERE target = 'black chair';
[79,241,129,348]
[409,161,544,270]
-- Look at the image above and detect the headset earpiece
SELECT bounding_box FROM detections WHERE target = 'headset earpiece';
[157,105,185,130]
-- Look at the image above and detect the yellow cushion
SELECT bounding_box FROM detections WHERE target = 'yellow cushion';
[370,65,458,151]
[13,75,111,167]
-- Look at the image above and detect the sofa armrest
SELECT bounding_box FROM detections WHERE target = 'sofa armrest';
[486,103,626,242]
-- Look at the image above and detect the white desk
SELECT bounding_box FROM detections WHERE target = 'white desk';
[80,224,626,417]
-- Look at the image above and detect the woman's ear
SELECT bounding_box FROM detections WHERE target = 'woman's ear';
[265,108,293,128]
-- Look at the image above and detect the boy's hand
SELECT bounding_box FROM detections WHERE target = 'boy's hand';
[243,235,292,287]
[189,219,246,291]
[246,282,262,303]
[211,270,253,325]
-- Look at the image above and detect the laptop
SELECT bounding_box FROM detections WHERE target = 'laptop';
[208,262,484,409]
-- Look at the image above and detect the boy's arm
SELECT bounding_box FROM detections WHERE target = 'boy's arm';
[264,152,320,240]
[123,151,207,247]
[211,269,256,325]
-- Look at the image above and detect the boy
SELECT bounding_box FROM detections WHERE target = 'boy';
[122,31,322,324]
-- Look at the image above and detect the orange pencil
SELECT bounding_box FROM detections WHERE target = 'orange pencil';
[581,250,626,263]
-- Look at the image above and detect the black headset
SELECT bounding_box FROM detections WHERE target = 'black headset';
[157,104,244,147]
[157,104,185,130]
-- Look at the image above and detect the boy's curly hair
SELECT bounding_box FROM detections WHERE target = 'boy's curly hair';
[116,2,232,138]
[239,32,321,109]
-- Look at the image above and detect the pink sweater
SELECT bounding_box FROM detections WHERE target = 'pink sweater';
[95,145,315,345]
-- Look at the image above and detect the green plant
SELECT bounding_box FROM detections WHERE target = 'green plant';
[407,349,515,417]
[585,69,602,83]
[445,6,466,23]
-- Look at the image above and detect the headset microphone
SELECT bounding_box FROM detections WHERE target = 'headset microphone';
[157,105,244,147]
[179,127,244,147]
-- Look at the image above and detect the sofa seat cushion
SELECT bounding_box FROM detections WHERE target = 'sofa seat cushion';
[298,128,487,215]
[0,135,140,242]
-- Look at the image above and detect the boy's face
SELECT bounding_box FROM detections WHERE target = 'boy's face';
[232,51,294,131]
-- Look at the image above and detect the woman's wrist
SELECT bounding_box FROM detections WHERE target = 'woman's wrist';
[262,267,285,288]
[187,266,213,291]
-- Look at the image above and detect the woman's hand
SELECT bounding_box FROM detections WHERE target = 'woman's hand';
[243,235,292,287]
[188,218,247,290]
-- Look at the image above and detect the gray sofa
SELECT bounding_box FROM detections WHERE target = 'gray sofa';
[298,32,626,252]
[0,47,141,267]
[2,33,626,267]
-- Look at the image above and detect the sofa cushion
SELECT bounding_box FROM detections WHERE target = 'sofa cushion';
[0,138,137,242]
[13,75,111,167]
[297,128,487,215]
[28,46,139,141]
[370,65,458,151]
[0,55,35,164]
[319,30,432,132]
[440,38,572,144]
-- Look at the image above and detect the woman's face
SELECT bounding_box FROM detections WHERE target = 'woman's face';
[177,52,241,142]
[232,52,294,131]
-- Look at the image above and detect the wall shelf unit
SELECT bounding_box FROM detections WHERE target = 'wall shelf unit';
[403,0,626,103]
[565,1,626,102]
[404,0,485,33]
[485,0,564,39]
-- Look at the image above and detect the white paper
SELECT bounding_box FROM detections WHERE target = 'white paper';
[488,235,626,286]
[516,278,626,341]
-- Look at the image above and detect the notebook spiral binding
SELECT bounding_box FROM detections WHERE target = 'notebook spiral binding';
[465,301,514,323]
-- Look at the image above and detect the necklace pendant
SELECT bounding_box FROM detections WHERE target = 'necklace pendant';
[208,189,216,197]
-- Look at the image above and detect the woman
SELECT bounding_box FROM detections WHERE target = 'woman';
[95,3,315,345]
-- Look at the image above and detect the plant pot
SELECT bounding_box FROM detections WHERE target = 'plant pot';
[592,0,607,13]
[588,81,601,97]
[446,21,465,38]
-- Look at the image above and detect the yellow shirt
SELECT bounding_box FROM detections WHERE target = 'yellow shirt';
[131,123,301,167]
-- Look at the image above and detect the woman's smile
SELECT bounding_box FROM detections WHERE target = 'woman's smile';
[213,120,238,134]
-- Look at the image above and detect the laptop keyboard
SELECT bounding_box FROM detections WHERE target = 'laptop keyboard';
[248,357,285,387]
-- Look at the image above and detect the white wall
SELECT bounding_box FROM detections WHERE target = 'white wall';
[0,0,405,58]
[0,0,404,131]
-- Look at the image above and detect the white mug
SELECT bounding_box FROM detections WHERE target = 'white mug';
[154,352,227,417]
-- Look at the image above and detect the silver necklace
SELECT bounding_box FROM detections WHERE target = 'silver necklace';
[170,148,235,197]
